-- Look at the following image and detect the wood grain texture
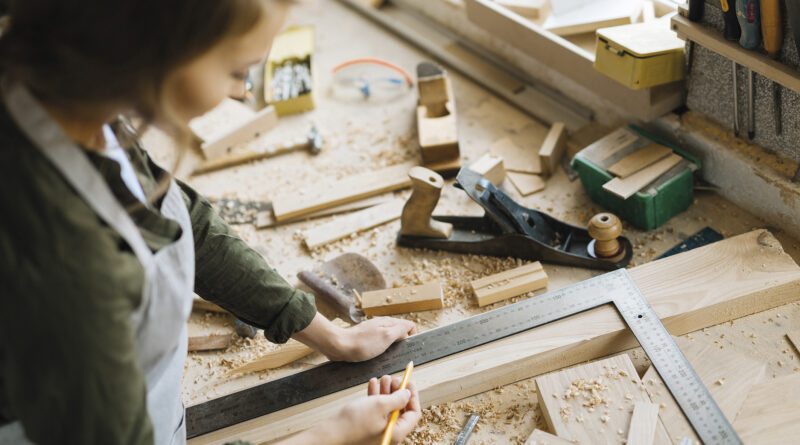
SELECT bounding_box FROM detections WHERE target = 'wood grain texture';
[641,336,766,444]
[607,143,672,178]
[468,153,505,185]
[272,163,413,221]
[524,429,574,445]
[227,341,315,376]
[535,354,670,445]
[602,154,682,199]
[302,199,405,249]
[626,403,660,445]
[490,137,541,174]
[507,171,546,196]
[361,281,444,316]
[732,373,800,444]
[189,230,800,445]
[538,122,567,176]
[471,262,548,307]
[188,334,232,352]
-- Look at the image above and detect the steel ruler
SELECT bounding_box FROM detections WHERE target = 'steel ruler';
[186,269,741,444]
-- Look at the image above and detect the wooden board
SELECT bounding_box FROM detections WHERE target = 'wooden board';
[543,0,641,36]
[227,341,316,376]
[200,105,278,160]
[254,196,390,229]
[786,330,800,353]
[538,122,567,176]
[470,262,548,307]
[732,373,800,444]
[189,230,800,445]
[602,154,682,199]
[490,137,541,174]
[626,403,660,445]
[468,152,505,185]
[524,429,574,445]
[360,281,444,316]
[607,143,672,178]
[535,354,670,445]
[497,0,546,19]
[188,333,232,352]
[507,171,546,196]
[271,163,414,221]
[302,199,405,249]
[641,336,766,444]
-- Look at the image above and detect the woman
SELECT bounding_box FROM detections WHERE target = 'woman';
[0,0,421,443]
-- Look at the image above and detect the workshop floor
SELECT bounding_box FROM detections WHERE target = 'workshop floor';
[143,1,800,443]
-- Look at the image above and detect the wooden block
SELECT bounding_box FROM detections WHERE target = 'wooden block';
[424,155,462,177]
[641,337,766,444]
[189,230,800,445]
[626,403,660,445]
[732,373,800,444]
[467,153,505,185]
[496,0,546,19]
[538,122,567,176]
[192,297,228,314]
[302,199,405,249]
[417,75,459,164]
[607,143,672,178]
[786,330,800,353]
[506,171,546,196]
[227,340,315,375]
[360,281,444,316]
[254,196,390,229]
[201,105,278,159]
[272,163,414,222]
[543,0,641,36]
[602,154,683,199]
[471,262,547,307]
[490,137,541,174]
[535,354,671,445]
[524,429,573,445]
[188,333,231,352]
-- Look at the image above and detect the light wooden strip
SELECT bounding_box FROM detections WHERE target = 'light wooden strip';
[602,154,682,199]
[732,373,800,444]
[538,122,567,176]
[188,334,231,352]
[254,196,390,229]
[627,403,660,445]
[188,230,800,445]
[192,298,228,314]
[302,199,405,249]
[361,281,444,316]
[468,153,505,185]
[201,106,278,160]
[507,171,546,196]
[607,143,672,178]
[227,341,316,376]
[471,262,547,307]
[524,429,573,445]
[535,354,670,445]
[272,163,414,221]
[786,330,800,353]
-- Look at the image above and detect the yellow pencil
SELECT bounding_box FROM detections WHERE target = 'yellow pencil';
[379,361,414,445]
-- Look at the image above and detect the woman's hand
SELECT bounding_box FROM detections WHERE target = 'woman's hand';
[292,313,417,362]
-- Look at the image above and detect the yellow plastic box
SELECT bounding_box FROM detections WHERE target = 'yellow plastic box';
[594,21,684,90]
[264,25,315,115]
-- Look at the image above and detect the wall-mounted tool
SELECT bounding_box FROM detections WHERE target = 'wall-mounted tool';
[785,0,800,180]
[686,0,705,75]
[760,0,783,135]
[396,167,632,270]
[736,0,761,139]
[720,0,742,135]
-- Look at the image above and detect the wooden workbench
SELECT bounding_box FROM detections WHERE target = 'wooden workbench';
[143,1,800,443]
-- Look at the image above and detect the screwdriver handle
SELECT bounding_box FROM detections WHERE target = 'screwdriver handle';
[736,0,762,49]
[760,0,783,57]
[688,0,705,21]
[721,0,743,40]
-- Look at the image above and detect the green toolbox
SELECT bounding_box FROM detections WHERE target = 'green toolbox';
[571,125,700,231]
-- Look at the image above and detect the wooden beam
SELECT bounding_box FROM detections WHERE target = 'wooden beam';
[227,341,316,376]
[732,373,800,444]
[302,199,405,249]
[507,171,546,196]
[271,163,414,221]
[524,429,573,445]
[602,154,682,199]
[470,262,548,307]
[254,196,390,229]
[626,403,660,445]
[607,143,672,178]
[188,230,800,445]
[535,354,670,445]
[192,298,228,314]
[538,122,567,177]
[360,281,444,316]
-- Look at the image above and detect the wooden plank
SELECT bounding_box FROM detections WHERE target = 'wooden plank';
[627,403,660,445]
[507,171,546,196]
[471,262,548,307]
[786,330,800,353]
[200,105,278,160]
[189,230,800,445]
[302,199,405,249]
[671,13,800,94]
[227,341,316,376]
[496,0,546,19]
[524,429,574,445]
[188,333,231,352]
[535,354,670,445]
[254,196,390,229]
[467,153,505,185]
[538,122,567,176]
[732,373,800,444]
[602,154,682,199]
[360,281,444,316]
[490,137,541,174]
[543,0,641,37]
[607,143,672,178]
[271,163,414,221]
[642,336,766,444]
[192,298,228,314]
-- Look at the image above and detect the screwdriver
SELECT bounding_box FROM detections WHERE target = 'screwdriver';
[686,0,705,75]
[721,0,742,135]
[736,0,761,139]
[761,0,783,135]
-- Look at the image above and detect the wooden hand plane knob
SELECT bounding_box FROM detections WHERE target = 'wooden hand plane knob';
[400,167,453,239]
[588,213,622,258]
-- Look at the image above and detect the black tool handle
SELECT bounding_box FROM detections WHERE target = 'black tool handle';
[721,0,743,40]
[689,0,705,21]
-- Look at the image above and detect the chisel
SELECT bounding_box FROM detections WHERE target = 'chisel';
[785,0,800,180]
[686,0,705,75]
[736,0,761,139]
[721,0,742,135]
[761,0,783,135]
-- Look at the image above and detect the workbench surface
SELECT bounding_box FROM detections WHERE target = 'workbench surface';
[143,1,800,443]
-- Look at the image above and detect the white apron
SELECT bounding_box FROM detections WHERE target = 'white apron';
[0,78,194,445]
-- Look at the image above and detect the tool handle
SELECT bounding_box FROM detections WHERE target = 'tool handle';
[688,0,705,21]
[736,0,762,49]
[721,0,743,40]
[760,0,783,57]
